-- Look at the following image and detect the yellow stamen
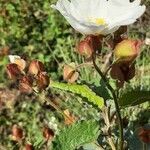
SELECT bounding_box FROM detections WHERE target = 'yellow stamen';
[89,18,106,26]
[95,18,106,25]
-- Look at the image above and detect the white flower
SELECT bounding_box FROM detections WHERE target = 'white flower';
[51,0,145,35]
[9,55,21,63]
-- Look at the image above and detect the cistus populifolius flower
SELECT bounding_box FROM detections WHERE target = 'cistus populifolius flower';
[51,0,145,35]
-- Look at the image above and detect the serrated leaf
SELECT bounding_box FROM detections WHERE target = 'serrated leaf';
[119,90,150,107]
[51,82,104,109]
[53,120,99,150]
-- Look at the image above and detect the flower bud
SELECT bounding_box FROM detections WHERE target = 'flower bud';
[25,143,34,150]
[110,63,135,87]
[28,60,45,76]
[12,125,23,141]
[86,35,101,52]
[114,39,142,63]
[6,63,22,80]
[19,76,33,94]
[63,64,79,83]
[37,72,49,90]
[77,40,93,58]
[9,55,26,71]
[43,127,54,141]
[138,127,150,143]
[77,35,101,58]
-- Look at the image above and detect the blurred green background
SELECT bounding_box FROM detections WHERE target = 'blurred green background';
[0,0,149,149]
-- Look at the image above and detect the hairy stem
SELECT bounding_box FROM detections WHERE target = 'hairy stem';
[92,54,124,150]
[108,137,117,150]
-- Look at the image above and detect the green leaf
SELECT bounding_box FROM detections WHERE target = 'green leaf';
[53,120,99,150]
[119,90,150,107]
[51,82,104,109]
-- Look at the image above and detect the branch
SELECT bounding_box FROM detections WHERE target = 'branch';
[92,54,124,150]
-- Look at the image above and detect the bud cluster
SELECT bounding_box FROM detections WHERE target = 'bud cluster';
[6,56,50,93]
[76,29,142,87]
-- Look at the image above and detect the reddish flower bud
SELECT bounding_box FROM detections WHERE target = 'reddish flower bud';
[77,41,93,58]
[9,55,26,71]
[110,63,135,87]
[138,128,150,143]
[114,39,142,63]
[19,76,33,94]
[28,60,45,76]
[86,35,101,52]
[37,72,49,90]
[43,127,54,141]
[6,63,22,80]
[12,125,23,141]
[63,64,79,83]
[25,143,34,150]
[77,35,101,58]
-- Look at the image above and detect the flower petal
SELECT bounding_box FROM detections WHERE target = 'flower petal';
[52,0,146,35]
[108,5,146,29]
[9,55,21,63]
[51,0,107,35]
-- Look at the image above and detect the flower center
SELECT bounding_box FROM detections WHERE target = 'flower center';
[95,18,106,25]
[89,18,106,26]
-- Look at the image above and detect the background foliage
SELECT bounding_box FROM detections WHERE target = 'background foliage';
[0,0,150,149]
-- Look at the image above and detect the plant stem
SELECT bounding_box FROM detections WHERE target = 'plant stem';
[92,54,124,150]
[108,137,117,150]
